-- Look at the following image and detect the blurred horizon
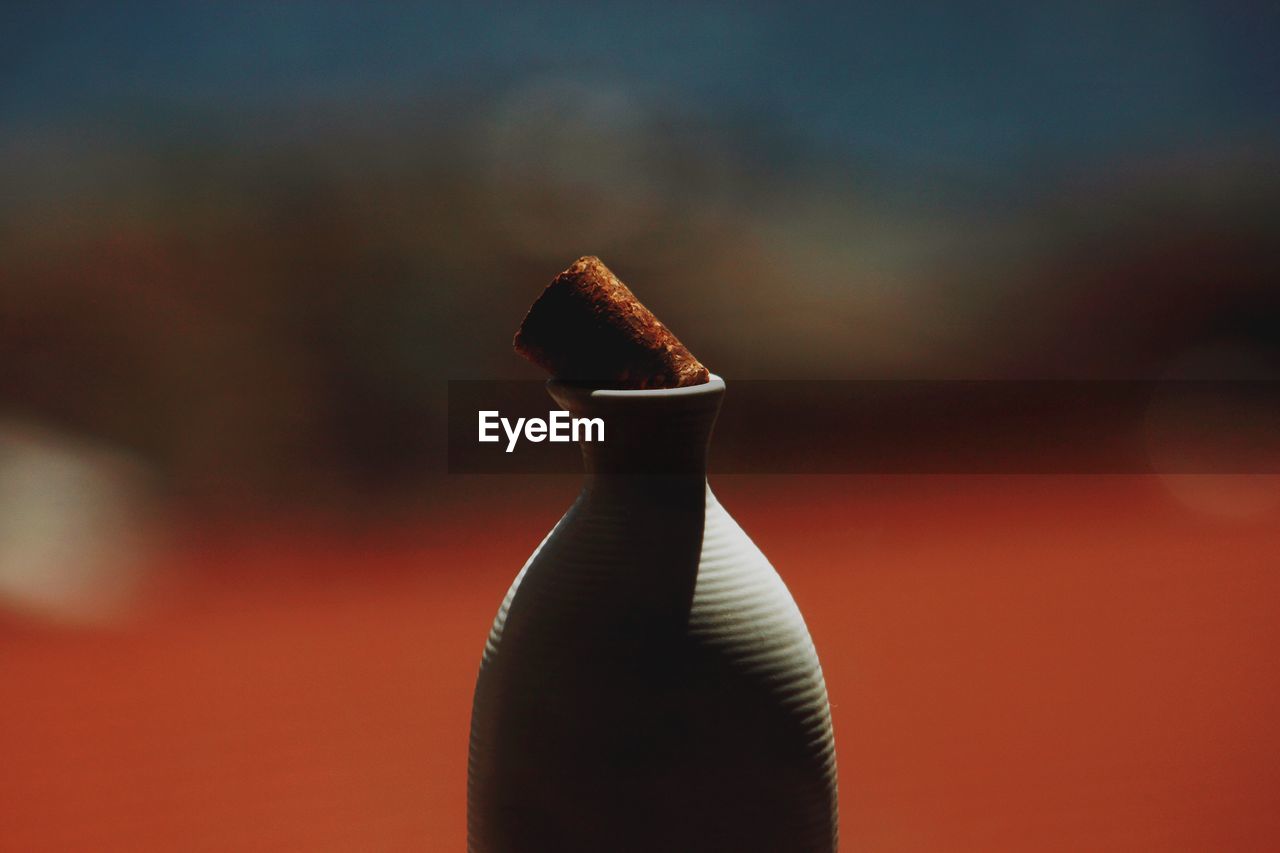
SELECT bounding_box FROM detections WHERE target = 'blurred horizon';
[4,2,1279,507]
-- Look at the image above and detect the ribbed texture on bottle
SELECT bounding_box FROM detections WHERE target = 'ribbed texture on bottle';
[468,376,835,851]
[467,484,838,853]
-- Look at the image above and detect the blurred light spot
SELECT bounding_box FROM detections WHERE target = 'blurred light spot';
[0,421,158,625]
[479,77,665,259]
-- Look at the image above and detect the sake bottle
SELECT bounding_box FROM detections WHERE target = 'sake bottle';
[468,375,838,852]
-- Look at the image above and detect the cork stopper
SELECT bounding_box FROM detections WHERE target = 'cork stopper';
[514,256,710,389]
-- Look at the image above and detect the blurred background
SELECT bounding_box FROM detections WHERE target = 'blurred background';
[1,3,1278,851]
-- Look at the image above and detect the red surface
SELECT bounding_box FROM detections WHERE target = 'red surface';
[2,476,1278,851]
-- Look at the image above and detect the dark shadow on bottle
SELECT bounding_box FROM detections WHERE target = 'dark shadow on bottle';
[469,376,835,852]
[469,475,835,853]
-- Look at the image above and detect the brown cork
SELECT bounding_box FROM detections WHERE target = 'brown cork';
[514,256,710,389]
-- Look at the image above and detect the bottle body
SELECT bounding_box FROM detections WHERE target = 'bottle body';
[467,378,837,852]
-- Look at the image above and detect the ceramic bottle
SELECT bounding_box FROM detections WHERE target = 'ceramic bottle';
[468,375,837,852]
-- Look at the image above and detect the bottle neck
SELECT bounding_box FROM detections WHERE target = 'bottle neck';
[545,376,724,486]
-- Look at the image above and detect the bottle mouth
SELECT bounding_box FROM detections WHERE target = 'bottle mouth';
[546,374,724,477]
[547,373,725,404]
